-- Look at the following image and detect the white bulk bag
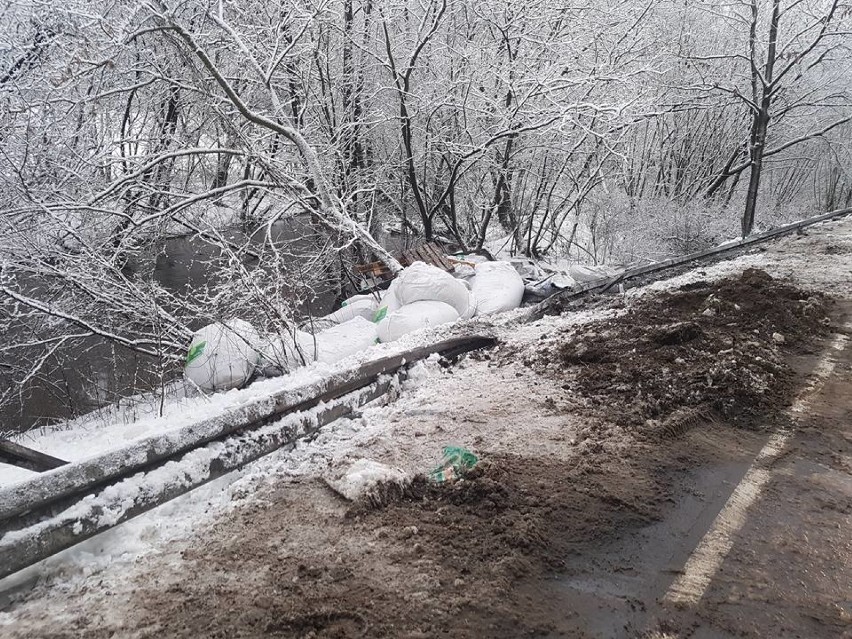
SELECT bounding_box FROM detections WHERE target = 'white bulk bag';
[313,317,379,364]
[324,294,379,324]
[459,289,477,320]
[470,261,524,315]
[394,261,474,318]
[257,329,317,376]
[373,280,402,323]
[184,319,261,392]
[377,300,460,343]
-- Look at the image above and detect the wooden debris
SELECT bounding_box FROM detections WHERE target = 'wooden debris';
[355,241,453,291]
[0,439,67,473]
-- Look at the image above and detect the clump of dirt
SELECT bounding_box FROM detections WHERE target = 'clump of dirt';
[822,243,849,255]
[350,453,663,577]
[535,269,832,431]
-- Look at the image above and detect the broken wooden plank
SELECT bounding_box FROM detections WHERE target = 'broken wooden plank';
[0,439,67,473]
[422,242,453,270]
[403,246,424,266]
[414,244,432,264]
[354,242,453,288]
[412,246,429,265]
[354,261,390,277]
[399,248,417,267]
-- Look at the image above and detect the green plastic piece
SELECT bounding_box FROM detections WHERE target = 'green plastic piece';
[373,306,388,323]
[428,446,478,483]
[186,341,206,365]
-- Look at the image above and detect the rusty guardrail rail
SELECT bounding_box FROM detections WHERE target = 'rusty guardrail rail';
[0,335,495,580]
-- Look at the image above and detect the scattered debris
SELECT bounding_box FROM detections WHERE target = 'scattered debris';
[7,218,852,638]
[325,459,409,505]
[355,241,454,291]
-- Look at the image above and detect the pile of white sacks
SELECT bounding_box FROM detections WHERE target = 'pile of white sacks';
[184,260,525,392]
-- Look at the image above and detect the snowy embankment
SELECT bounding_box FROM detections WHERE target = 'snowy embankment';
[1,216,850,608]
[0,320,479,487]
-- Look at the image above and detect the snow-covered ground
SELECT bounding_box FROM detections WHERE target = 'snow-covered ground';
[0,320,488,488]
[1,216,850,631]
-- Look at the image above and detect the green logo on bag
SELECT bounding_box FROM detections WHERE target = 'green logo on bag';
[373,306,388,323]
[186,341,206,365]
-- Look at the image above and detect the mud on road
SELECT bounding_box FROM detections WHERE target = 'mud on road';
[7,269,838,639]
[3,223,852,639]
[528,267,832,432]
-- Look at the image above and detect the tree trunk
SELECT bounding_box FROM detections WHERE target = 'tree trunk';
[742,110,769,236]
[741,0,780,237]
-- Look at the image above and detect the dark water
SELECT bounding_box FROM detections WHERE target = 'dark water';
[150,221,340,313]
[1,222,348,435]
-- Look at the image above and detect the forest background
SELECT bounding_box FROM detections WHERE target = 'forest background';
[1,0,850,430]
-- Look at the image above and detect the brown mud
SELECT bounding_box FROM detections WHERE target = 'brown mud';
[529,268,832,432]
[4,268,846,639]
[119,446,679,639]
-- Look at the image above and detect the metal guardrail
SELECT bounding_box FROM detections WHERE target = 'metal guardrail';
[528,206,852,320]
[0,335,496,580]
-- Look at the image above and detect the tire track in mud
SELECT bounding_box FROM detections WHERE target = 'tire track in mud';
[663,327,850,607]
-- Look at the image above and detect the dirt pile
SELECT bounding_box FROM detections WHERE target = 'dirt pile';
[352,451,663,572]
[530,269,832,432]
